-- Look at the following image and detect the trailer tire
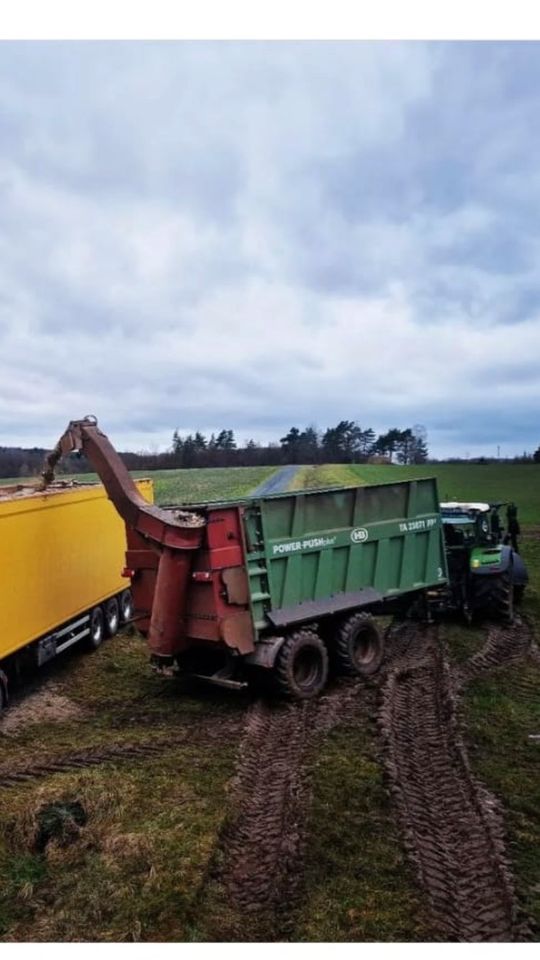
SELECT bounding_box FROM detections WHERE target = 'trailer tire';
[274,629,329,700]
[119,589,134,624]
[86,606,104,651]
[335,612,384,677]
[104,597,120,637]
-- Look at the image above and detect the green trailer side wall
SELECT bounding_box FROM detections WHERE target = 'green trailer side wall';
[242,478,448,633]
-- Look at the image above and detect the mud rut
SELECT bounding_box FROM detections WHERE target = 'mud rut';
[1,619,536,941]
[211,617,536,942]
[209,681,370,939]
[0,715,243,789]
[378,618,536,942]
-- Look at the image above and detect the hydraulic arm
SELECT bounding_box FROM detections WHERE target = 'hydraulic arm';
[41,416,205,658]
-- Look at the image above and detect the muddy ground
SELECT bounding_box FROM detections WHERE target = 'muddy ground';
[0,617,538,942]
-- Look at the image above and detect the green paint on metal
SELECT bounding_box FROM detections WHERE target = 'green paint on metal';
[470,545,504,570]
[242,478,448,636]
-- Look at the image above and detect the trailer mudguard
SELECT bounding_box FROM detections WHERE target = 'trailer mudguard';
[244,636,287,670]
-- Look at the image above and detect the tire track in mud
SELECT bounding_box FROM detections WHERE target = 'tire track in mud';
[211,681,369,939]
[378,622,529,942]
[0,738,186,787]
[0,715,244,789]
[453,615,539,693]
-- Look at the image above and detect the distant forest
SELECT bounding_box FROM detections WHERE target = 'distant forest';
[1,421,538,479]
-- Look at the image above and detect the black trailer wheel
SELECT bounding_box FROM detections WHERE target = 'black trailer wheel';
[104,596,120,637]
[86,606,104,651]
[274,629,329,700]
[119,589,134,623]
[335,612,384,677]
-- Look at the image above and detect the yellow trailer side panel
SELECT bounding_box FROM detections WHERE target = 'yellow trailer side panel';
[0,479,153,660]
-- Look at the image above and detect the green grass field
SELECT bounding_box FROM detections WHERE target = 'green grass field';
[131,466,276,504]
[1,466,277,507]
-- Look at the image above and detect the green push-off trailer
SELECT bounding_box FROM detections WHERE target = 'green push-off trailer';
[235,478,448,696]
[243,478,448,634]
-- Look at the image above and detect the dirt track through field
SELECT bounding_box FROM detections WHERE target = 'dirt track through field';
[213,681,368,939]
[378,622,529,942]
[249,465,302,497]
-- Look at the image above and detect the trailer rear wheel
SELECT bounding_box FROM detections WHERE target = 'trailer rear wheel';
[86,606,104,651]
[335,612,384,677]
[274,629,329,700]
[104,597,120,637]
[119,589,134,623]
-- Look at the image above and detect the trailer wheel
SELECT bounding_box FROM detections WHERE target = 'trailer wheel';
[86,606,104,651]
[335,612,384,677]
[119,589,134,623]
[104,597,120,637]
[274,629,329,700]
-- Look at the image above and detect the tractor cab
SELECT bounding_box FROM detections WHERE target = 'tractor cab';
[440,501,503,550]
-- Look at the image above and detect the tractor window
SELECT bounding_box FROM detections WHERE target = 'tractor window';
[443,523,464,547]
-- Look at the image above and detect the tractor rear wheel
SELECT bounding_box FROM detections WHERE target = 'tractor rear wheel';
[491,571,514,624]
[274,629,329,700]
[473,571,514,624]
[514,584,525,605]
[335,612,385,677]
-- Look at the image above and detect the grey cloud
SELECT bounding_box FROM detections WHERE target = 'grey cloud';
[0,41,540,458]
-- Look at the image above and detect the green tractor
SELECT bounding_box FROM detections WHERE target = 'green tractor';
[440,500,528,623]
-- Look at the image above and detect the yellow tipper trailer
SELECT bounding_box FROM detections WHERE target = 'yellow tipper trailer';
[0,478,153,706]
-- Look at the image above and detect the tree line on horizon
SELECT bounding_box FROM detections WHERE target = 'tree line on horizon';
[169,421,430,468]
[1,425,539,480]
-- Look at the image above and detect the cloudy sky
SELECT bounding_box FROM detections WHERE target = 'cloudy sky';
[1,41,539,458]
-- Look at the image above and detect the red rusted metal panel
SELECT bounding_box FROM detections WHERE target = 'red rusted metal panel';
[123,504,256,654]
[42,421,256,661]
[147,547,196,656]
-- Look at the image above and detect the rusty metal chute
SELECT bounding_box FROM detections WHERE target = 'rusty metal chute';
[41,416,205,657]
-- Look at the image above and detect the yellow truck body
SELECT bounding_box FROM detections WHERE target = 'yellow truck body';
[0,479,153,662]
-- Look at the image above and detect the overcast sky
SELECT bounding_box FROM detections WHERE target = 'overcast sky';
[1,41,539,458]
